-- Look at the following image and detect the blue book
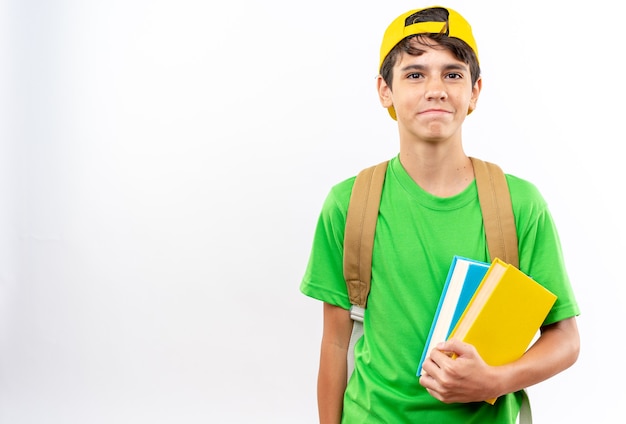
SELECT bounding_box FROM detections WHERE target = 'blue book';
[417,256,490,376]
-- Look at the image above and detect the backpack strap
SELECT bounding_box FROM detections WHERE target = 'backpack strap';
[469,157,519,268]
[343,160,389,317]
[470,159,530,423]
[343,161,388,379]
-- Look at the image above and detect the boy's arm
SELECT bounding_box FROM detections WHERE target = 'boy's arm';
[420,317,580,403]
[498,316,580,392]
[318,302,353,424]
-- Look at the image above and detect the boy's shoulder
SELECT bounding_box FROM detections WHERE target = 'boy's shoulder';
[505,173,544,198]
[505,173,548,213]
[318,174,357,218]
[327,174,357,204]
[326,159,391,211]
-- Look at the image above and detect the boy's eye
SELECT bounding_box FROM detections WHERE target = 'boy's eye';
[446,73,463,79]
[407,73,423,79]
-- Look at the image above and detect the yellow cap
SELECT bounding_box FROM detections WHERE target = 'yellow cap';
[379,6,479,120]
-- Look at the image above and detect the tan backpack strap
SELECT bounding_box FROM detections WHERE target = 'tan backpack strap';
[470,157,519,268]
[343,161,389,309]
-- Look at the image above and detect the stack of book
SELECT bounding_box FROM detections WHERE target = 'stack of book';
[417,256,557,404]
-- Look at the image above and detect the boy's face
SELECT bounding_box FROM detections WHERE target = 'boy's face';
[377,43,481,143]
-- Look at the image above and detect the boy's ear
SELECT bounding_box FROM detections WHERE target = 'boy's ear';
[377,75,393,108]
[468,77,482,114]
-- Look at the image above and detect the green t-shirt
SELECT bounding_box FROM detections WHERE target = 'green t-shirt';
[300,156,580,423]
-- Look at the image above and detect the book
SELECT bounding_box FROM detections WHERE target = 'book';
[416,256,490,376]
[448,258,558,404]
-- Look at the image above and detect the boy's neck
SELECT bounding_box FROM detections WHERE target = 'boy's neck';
[398,145,474,197]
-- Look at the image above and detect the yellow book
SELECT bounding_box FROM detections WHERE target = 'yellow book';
[448,258,557,404]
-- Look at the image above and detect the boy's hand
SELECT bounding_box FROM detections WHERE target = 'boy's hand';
[418,339,501,404]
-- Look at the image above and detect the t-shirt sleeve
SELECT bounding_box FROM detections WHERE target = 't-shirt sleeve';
[300,179,354,310]
[509,175,581,325]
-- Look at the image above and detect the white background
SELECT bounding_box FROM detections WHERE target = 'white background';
[1,0,623,422]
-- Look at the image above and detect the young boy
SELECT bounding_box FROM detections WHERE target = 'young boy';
[300,5,580,424]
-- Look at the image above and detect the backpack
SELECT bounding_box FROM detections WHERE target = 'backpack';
[342,157,532,423]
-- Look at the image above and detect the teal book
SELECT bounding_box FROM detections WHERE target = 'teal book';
[446,263,491,338]
[417,256,490,376]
